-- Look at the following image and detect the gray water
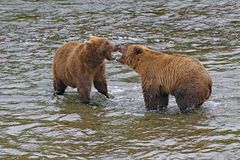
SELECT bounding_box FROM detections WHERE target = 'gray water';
[0,0,240,159]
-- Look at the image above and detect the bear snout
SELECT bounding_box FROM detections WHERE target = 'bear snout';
[115,46,127,64]
[113,44,120,52]
[117,45,128,54]
[106,49,116,61]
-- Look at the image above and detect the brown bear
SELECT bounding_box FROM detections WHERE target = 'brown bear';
[52,36,117,104]
[117,44,212,113]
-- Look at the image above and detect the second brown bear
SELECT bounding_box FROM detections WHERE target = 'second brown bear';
[52,36,117,104]
[117,44,212,113]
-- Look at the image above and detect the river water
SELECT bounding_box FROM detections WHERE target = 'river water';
[0,0,240,159]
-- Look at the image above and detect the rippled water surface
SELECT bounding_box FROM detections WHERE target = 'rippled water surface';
[0,0,240,159]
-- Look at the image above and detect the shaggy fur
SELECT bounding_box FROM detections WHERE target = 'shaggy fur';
[117,45,212,113]
[52,36,117,104]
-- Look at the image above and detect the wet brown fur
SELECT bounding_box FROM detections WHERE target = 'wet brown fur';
[52,36,116,104]
[118,45,212,113]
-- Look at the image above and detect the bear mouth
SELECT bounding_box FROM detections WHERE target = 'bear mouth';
[107,55,116,61]
[116,55,126,64]
[106,45,119,61]
[113,51,123,63]
[106,52,116,60]
[113,44,128,63]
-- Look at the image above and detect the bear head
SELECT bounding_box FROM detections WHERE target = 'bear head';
[117,44,146,70]
[85,36,117,61]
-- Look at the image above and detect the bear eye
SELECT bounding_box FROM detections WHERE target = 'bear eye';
[104,41,110,47]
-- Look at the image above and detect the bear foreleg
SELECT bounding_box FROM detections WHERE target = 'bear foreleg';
[53,78,67,95]
[77,74,93,104]
[142,86,169,111]
[93,64,109,98]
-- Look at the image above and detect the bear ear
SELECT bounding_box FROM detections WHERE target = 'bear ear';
[84,40,91,45]
[90,36,97,39]
[84,41,93,50]
[89,36,98,42]
[133,46,143,55]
